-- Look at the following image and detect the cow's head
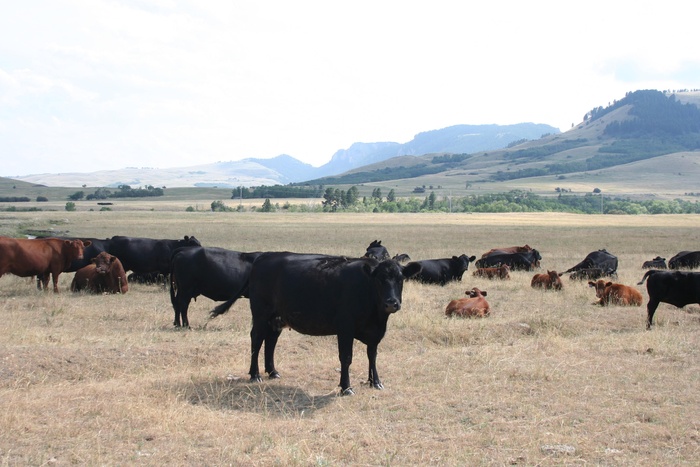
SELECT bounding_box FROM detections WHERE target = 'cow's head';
[363,240,390,261]
[365,259,421,314]
[181,236,201,247]
[64,239,90,260]
[92,251,116,274]
[588,279,610,298]
[466,288,487,298]
[450,254,477,276]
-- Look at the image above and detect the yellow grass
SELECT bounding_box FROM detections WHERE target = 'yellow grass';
[1,210,699,465]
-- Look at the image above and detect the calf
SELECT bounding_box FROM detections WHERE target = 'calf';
[71,252,128,294]
[530,270,563,290]
[445,288,490,318]
[588,280,642,306]
[0,236,90,292]
[209,253,422,395]
[638,270,700,329]
[472,264,510,280]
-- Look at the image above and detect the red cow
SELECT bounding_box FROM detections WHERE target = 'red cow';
[531,270,563,290]
[445,288,491,318]
[588,280,642,306]
[481,244,532,258]
[473,264,510,279]
[71,251,128,294]
[0,236,90,293]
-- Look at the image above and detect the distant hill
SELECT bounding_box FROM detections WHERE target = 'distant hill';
[10,123,558,188]
[304,90,700,192]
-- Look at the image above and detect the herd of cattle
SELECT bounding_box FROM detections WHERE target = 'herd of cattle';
[1,234,699,394]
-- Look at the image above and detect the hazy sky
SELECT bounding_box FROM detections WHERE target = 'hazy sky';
[1,1,698,176]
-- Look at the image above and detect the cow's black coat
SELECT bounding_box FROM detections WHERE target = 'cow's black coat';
[169,246,262,327]
[108,235,201,277]
[668,251,700,270]
[409,254,477,285]
[363,240,390,261]
[564,249,618,275]
[475,250,541,271]
[210,252,421,394]
[642,256,667,269]
[638,270,700,329]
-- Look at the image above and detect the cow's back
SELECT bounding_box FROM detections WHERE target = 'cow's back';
[248,253,375,336]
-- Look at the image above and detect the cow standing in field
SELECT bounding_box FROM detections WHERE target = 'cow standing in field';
[210,253,422,395]
[71,252,128,294]
[169,246,262,328]
[472,264,510,280]
[408,254,477,285]
[588,280,642,306]
[530,270,563,290]
[638,270,700,329]
[0,236,90,292]
[107,235,201,283]
[445,288,491,318]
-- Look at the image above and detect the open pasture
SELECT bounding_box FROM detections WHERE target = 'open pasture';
[1,211,699,465]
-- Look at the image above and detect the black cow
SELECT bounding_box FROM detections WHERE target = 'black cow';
[169,247,261,328]
[568,267,617,281]
[638,270,700,329]
[363,240,390,261]
[392,253,411,263]
[408,254,477,285]
[642,256,667,269]
[210,253,422,395]
[668,251,700,270]
[107,235,201,279]
[474,249,541,271]
[564,249,618,275]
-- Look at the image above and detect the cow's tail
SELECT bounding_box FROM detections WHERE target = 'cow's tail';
[209,280,249,319]
[637,269,658,285]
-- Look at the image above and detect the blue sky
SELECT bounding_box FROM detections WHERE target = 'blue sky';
[1,0,698,176]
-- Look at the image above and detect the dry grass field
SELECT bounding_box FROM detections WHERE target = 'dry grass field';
[1,210,699,466]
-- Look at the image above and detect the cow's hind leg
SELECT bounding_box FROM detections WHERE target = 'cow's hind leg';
[646,299,660,330]
[337,334,354,395]
[263,328,282,379]
[366,344,383,390]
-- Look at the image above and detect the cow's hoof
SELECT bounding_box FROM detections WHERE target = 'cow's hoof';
[250,375,263,383]
[340,387,355,396]
[268,371,280,379]
[371,382,384,390]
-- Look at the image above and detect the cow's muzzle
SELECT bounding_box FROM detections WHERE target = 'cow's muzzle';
[384,298,401,314]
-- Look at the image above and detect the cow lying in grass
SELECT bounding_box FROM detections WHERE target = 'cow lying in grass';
[531,270,563,291]
[472,264,510,280]
[445,288,490,318]
[588,280,642,306]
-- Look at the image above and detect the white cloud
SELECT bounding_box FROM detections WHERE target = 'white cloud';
[1,0,699,176]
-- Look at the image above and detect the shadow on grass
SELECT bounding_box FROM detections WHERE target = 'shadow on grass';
[173,377,337,417]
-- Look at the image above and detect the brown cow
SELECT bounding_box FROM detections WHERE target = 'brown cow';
[445,288,491,318]
[0,236,90,292]
[71,251,128,294]
[473,264,510,280]
[531,270,563,290]
[588,280,642,306]
[481,244,532,258]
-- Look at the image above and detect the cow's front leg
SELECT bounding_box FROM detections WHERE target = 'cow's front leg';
[264,327,282,379]
[337,334,354,395]
[366,344,383,390]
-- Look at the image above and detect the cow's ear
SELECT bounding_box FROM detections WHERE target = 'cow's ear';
[480,290,488,296]
[605,282,613,287]
[402,262,422,279]
[588,281,595,287]
[452,256,459,261]
[361,262,375,277]
[83,240,92,247]
[469,256,476,262]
